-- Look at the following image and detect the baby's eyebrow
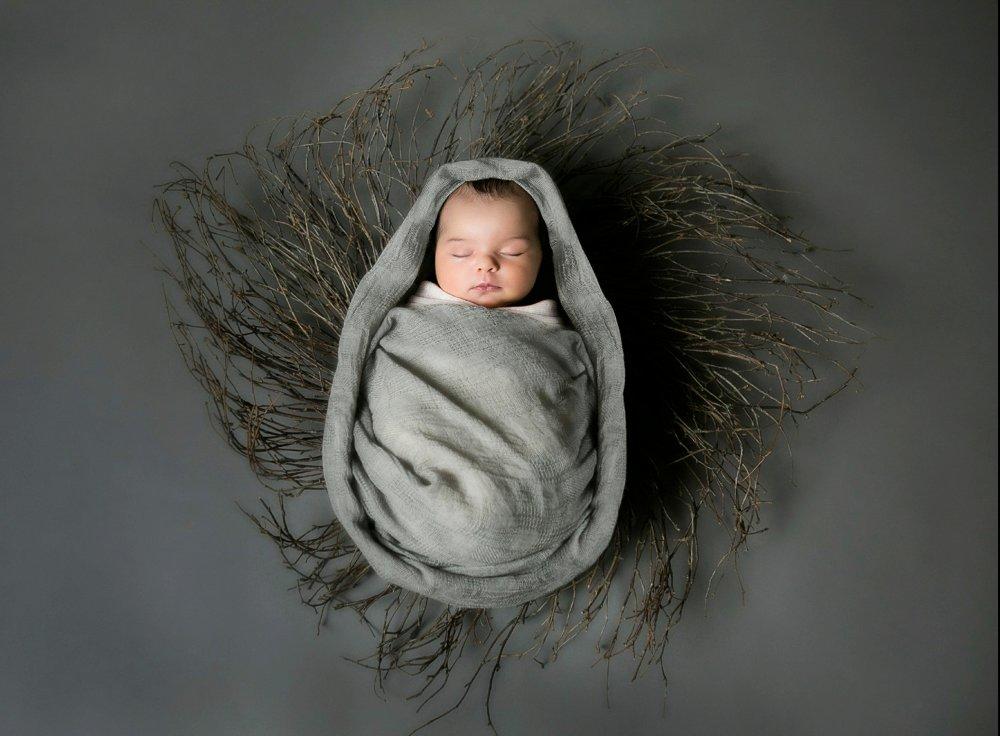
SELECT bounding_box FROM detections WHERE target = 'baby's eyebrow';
[443,236,531,244]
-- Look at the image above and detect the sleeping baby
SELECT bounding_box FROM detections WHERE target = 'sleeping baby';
[346,174,598,575]
[323,157,626,608]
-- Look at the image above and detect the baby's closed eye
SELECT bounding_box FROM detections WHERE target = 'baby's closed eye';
[451,252,525,258]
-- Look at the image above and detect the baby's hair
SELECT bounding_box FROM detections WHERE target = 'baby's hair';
[454,177,531,200]
[416,177,558,306]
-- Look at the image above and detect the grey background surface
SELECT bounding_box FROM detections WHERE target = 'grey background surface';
[1,2,996,735]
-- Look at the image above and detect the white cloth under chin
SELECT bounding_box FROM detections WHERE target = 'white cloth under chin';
[405,280,565,327]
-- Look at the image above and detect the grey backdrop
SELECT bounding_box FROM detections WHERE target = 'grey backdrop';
[2,2,996,734]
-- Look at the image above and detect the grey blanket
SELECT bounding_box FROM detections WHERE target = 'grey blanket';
[321,158,627,608]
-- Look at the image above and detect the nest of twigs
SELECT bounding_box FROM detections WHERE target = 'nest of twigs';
[150,37,867,734]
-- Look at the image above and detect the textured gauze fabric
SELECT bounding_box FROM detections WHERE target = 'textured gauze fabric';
[321,157,627,608]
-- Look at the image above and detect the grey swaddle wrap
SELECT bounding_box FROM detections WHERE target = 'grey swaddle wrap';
[321,158,626,608]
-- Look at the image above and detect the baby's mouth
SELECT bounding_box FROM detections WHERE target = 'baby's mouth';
[472,282,501,292]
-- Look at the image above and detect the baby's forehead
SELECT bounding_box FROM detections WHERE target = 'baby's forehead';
[439,190,541,227]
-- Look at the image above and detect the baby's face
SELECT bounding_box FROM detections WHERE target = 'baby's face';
[434,189,543,308]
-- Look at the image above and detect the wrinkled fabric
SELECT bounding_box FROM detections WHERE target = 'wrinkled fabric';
[354,300,596,576]
[321,157,627,608]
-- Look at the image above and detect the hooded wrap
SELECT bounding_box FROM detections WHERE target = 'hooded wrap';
[321,158,626,608]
